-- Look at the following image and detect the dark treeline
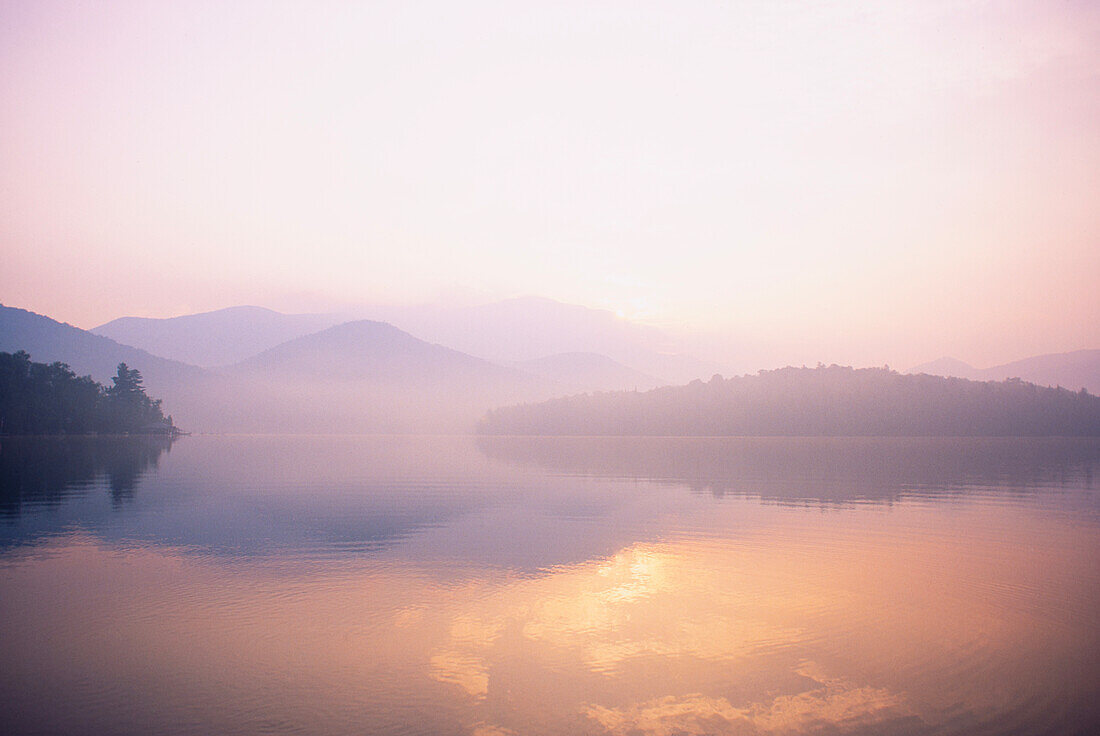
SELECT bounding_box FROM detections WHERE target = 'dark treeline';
[0,351,176,435]
[479,365,1100,436]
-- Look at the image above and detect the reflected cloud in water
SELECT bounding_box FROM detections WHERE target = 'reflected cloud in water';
[585,675,911,736]
[0,436,1098,734]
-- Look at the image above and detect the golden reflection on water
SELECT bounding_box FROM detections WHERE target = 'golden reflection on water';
[410,499,1099,734]
[3,493,1096,735]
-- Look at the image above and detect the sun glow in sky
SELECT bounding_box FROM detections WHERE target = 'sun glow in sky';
[2,0,1098,367]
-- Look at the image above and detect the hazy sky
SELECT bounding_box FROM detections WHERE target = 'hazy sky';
[2,0,1098,368]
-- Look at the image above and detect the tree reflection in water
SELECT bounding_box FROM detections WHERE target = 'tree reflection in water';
[477,435,1100,506]
[0,436,175,517]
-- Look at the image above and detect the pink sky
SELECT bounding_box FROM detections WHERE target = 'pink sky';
[2,0,1098,369]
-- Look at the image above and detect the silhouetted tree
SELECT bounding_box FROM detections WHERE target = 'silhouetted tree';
[103,363,166,432]
[0,352,176,435]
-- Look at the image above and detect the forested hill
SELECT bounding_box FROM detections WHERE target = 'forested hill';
[478,365,1100,437]
[0,351,177,435]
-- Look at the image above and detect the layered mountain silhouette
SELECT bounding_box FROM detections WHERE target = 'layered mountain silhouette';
[93,306,343,367]
[90,297,720,385]
[910,350,1100,394]
[10,300,1098,436]
[0,304,235,432]
[212,320,555,433]
[360,296,725,383]
[2,305,552,433]
[231,319,541,388]
[0,304,204,391]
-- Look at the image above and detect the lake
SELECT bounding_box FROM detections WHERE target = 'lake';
[1,435,1098,735]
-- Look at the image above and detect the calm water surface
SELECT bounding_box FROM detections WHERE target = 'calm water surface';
[1,435,1098,735]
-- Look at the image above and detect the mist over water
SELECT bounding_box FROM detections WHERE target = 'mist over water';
[1,435,1097,735]
[4,3,1098,734]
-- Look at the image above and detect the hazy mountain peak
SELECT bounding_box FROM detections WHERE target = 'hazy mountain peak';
[908,357,977,377]
[0,304,194,374]
[98,305,285,325]
[356,296,726,382]
[910,349,1100,393]
[92,305,344,367]
[177,305,284,318]
[244,319,433,359]
[233,318,530,383]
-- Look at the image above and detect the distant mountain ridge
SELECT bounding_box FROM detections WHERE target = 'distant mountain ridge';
[910,350,1100,394]
[92,297,725,386]
[0,304,204,390]
[358,296,727,384]
[215,319,555,433]
[0,304,226,432]
[231,319,541,389]
[2,305,550,433]
[909,357,978,378]
[15,301,1097,435]
[4,304,661,432]
[93,306,343,367]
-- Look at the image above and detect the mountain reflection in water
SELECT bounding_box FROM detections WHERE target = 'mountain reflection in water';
[0,435,1097,736]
